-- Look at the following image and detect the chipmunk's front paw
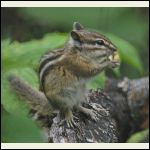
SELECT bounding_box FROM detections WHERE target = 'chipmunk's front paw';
[78,106,99,122]
[108,60,120,68]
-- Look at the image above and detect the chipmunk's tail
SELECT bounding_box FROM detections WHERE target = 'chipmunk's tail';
[7,74,53,116]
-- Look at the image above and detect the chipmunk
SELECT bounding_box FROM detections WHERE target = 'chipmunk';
[39,22,120,127]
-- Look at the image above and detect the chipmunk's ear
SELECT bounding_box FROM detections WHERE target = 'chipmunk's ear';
[71,31,80,41]
[73,22,84,30]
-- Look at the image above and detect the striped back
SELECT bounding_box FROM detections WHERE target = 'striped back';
[39,49,64,91]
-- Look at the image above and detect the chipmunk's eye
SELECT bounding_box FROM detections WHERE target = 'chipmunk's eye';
[95,40,104,45]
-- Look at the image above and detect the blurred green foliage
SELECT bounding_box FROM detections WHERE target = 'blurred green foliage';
[127,129,149,143]
[1,33,67,73]
[1,7,149,143]
[1,112,45,143]
[19,8,148,47]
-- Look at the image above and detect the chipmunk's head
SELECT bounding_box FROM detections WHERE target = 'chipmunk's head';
[68,22,120,66]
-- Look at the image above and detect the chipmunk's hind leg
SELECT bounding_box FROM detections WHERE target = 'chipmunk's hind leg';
[64,109,78,128]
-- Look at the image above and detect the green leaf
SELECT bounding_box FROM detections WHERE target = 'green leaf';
[113,67,121,78]
[1,113,45,143]
[1,39,11,50]
[87,71,106,89]
[105,33,144,74]
[127,129,149,143]
[1,33,67,73]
